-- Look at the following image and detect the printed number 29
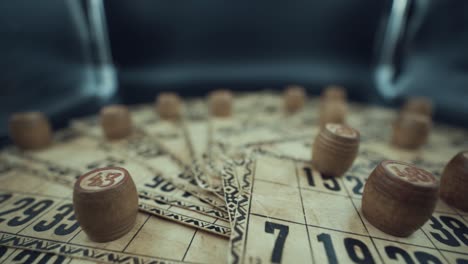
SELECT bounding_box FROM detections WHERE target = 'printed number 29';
[265,221,289,263]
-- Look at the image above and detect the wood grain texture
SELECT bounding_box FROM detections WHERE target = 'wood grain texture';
[209,89,233,117]
[100,105,133,140]
[440,151,468,212]
[362,160,439,237]
[73,167,138,242]
[284,85,306,113]
[8,111,52,150]
[392,113,431,149]
[321,85,347,102]
[156,92,182,120]
[402,97,433,117]
[312,123,359,177]
[318,101,347,127]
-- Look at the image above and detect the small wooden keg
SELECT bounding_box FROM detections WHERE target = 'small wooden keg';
[209,89,233,117]
[322,85,347,102]
[362,160,439,237]
[100,105,133,140]
[440,151,468,212]
[319,101,347,127]
[156,92,182,120]
[312,123,360,177]
[392,113,431,149]
[402,97,433,117]
[9,111,52,150]
[284,85,306,113]
[73,167,138,242]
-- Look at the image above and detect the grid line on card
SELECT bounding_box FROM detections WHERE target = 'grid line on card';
[122,214,151,252]
[255,177,349,198]
[338,177,385,263]
[250,213,304,227]
[438,248,468,257]
[0,248,17,264]
[182,230,198,261]
[419,228,452,263]
[0,188,66,200]
[294,163,315,263]
[67,229,82,243]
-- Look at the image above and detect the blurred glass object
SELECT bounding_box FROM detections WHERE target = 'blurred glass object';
[0,0,116,139]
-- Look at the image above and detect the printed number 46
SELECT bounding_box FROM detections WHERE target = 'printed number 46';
[265,221,289,263]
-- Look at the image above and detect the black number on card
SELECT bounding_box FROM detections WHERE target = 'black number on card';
[144,175,176,192]
[12,250,66,264]
[55,213,80,236]
[414,251,443,264]
[0,193,12,205]
[439,216,468,245]
[385,246,415,263]
[34,203,80,235]
[345,175,365,195]
[264,221,289,263]
[344,238,375,264]
[304,167,341,191]
[0,197,35,223]
[12,250,40,264]
[317,233,338,264]
[318,233,376,264]
[0,246,7,258]
[457,258,468,264]
[429,216,468,247]
[385,246,443,264]
[8,199,54,227]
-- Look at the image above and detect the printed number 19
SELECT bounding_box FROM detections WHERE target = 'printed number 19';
[317,233,376,264]
[265,221,289,263]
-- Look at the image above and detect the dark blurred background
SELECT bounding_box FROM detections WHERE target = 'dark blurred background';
[0,0,467,145]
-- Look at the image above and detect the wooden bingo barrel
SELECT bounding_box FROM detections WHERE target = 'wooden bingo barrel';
[402,97,433,117]
[156,92,182,120]
[209,89,233,117]
[318,101,347,127]
[440,151,468,212]
[73,167,138,242]
[362,160,439,237]
[322,85,347,102]
[9,111,52,150]
[284,85,306,113]
[392,113,431,149]
[312,123,359,177]
[100,105,133,140]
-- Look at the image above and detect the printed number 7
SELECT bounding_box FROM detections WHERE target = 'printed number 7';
[265,221,289,263]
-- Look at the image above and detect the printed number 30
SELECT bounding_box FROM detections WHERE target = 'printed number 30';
[265,221,289,263]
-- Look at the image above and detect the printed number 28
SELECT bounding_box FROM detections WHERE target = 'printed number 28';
[265,221,289,263]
